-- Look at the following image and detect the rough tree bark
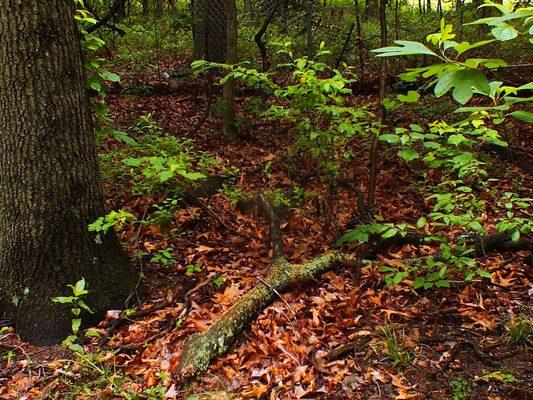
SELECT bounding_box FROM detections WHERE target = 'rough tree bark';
[368,0,387,206]
[365,0,378,18]
[0,0,139,345]
[222,0,239,139]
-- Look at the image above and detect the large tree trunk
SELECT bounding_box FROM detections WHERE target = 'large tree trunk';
[0,0,139,345]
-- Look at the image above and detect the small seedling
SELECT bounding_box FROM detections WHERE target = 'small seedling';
[506,314,532,346]
[52,278,94,353]
[450,377,476,400]
[186,264,202,275]
[150,247,175,266]
[380,325,412,369]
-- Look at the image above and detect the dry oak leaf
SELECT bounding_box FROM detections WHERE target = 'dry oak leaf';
[213,283,244,306]
[242,383,269,399]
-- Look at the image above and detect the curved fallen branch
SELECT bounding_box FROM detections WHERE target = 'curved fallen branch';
[175,251,353,380]
[175,195,357,379]
[173,213,531,380]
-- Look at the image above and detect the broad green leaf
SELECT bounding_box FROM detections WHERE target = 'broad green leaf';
[398,149,419,161]
[69,343,84,353]
[508,110,533,123]
[89,80,101,92]
[382,228,399,238]
[434,280,451,288]
[434,71,457,98]
[178,171,206,180]
[454,40,494,55]
[453,151,474,165]
[397,90,420,103]
[434,69,490,104]
[455,104,509,113]
[337,230,369,244]
[99,71,120,82]
[453,83,473,105]
[113,130,137,146]
[447,134,466,146]
[158,170,174,182]
[123,157,143,167]
[467,10,532,26]
[379,134,401,144]
[371,41,438,58]
[491,22,519,41]
[517,82,533,91]
[476,269,492,279]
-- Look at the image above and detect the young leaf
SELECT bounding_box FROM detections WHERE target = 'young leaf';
[397,90,420,103]
[379,134,401,144]
[416,217,427,228]
[72,318,81,335]
[371,41,438,57]
[398,149,420,161]
[508,110,533,123]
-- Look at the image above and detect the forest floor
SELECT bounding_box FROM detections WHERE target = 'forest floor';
[1,59,532,400]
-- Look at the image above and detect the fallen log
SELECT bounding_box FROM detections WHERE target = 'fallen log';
[175,195,356,380]
[175,251,353,380]
[481,143,533,176]
[173,200,531,380]
[472,231,532,256]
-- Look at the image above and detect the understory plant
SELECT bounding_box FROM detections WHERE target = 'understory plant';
[52,279,94,353]
[74,0,120,119]
[340,1,532,288]
[192,42,375,183]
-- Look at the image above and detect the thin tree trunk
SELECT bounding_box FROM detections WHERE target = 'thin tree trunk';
[355,0,365,79]
[368,0,387,207]
[365,0,378,18]
[394,0,399,40]
[255,1,278,71]
[306,0,314,58]
[142,0,149,16]
[335,20,356,68]
[222,0,239,139]
[0,0,139,345]
[244,0,253,13]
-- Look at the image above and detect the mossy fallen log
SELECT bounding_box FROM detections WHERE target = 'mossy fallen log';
[173,192,530,382]
[174,251,352,380]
